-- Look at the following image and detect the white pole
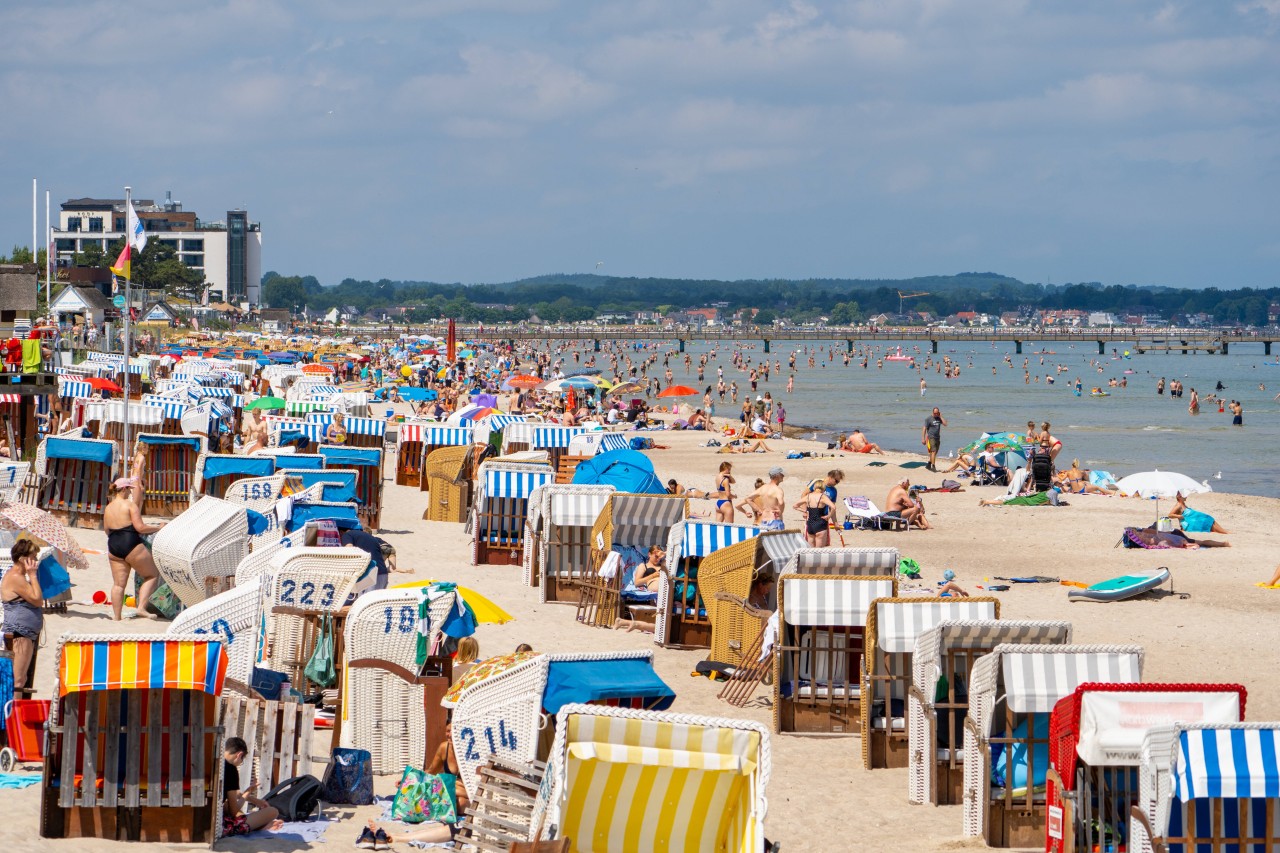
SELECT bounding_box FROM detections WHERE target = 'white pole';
[122,186,131,466]
[44,190,50,304]
[32,178,37,269]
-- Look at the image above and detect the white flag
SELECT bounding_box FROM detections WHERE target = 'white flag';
[127,199,147,252]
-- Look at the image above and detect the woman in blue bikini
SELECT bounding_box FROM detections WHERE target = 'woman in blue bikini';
[714,461,736,523]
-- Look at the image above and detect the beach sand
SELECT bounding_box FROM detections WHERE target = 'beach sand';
[4,418,1278,853]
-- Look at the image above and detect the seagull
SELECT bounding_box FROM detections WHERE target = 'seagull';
[595,261,604,269]
[1213,471,1222,479]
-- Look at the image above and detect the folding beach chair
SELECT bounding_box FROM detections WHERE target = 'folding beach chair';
[961,644,1144,848]
[773,574,897,735]
[534,704,771,853]
[1129,722,1280,853]
[860,596,999,770]
[471,461,555,566]
[40,635,228,842]
[658,520,767,649]
[525,484,614,601]
[1046,683,1246,853]
[906,619,1073,806]
[698,529,804,665]
[342,587,462,774]
[844,495,908,531]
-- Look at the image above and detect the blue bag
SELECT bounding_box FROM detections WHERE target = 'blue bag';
[250,667,289,701]
[322,747,375,805]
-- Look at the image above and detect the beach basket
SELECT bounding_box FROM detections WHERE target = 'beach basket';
[424,445,473,523]
[151,496,250,608]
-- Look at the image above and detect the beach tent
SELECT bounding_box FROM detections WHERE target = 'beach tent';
[571,448,665,495]
[907,620,1073,806]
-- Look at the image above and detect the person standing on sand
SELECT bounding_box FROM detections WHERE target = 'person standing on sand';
[739,467,786,531]
[922,407,946,472]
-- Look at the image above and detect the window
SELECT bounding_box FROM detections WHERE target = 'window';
[182,238,204,252]
[180,254,204,268]
[88,217,103,232]
[66,218,81,232]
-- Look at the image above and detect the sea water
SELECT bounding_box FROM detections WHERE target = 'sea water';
[612,338,1280,499]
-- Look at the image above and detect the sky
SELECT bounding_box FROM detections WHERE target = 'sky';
[1,0,1277,289]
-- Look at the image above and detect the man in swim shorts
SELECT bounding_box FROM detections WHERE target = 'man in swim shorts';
[842,429,884,454]
[740,467,786,531]
[921,407,946,471]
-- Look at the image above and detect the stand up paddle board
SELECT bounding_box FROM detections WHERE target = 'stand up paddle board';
[1068,567,1170,603]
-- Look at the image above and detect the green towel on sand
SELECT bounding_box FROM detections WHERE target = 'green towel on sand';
[899,461,928,469]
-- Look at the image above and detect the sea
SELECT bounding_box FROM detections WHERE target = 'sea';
[578,338,1280,500]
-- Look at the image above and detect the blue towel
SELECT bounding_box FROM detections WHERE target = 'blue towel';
[0,773,40,789]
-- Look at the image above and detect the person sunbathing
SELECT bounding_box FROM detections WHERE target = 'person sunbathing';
[1125,526,1230,549]
[841,429,884,454]
[631,546,666,592]
[940,451,975,474]
[1169,491,1228,534]
[1055,460,1119,495]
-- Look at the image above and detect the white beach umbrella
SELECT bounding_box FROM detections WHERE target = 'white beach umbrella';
[1115,470,1210,498]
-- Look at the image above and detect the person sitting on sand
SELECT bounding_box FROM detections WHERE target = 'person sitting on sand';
[885,478,929,529]
[632,546,666,592]
[222,737,283,837]
[687,409,706,430]
[842,429,884,454]
[937,569,968,597]
[1124,526,1230,549]
[358,722,469,848]
[940,450,976,475]
[1169,491,1228,534]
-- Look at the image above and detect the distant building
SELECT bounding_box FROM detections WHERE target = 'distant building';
[0,263,38,337]
[51,192,262,305]
[258,308,292,333]
[1088,312,1120,327]
[1269,303,1280,325]
[141,301,179,323]
[684,307,719,325]
[49,283,113,328]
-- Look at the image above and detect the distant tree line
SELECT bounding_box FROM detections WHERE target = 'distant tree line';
[259,270,1280,326]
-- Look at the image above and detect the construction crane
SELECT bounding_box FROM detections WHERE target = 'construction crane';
[897,290,930,317]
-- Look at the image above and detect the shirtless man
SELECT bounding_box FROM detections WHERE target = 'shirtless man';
[242,410,268,455]
[739,467,786,531]
[842,429,884,454]
[885,477,929,529]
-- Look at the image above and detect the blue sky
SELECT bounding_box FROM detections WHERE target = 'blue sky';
[1,0,1277,288]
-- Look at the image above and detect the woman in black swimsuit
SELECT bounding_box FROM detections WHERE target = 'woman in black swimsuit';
[102,476,164,621]
[793,479,837,548]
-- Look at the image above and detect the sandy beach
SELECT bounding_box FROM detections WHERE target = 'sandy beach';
[4,408,1278,853]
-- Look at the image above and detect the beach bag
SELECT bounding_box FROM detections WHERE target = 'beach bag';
[391,766,457,824]
[898,558,921,579]
[263,774,323,821]
[321,747,374,805]
[303,614,336,688]
[629,436,653,450]
[134,576,184,620]
[250,667,289,701]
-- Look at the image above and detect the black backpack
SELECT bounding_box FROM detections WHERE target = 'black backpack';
[262,774,324,821]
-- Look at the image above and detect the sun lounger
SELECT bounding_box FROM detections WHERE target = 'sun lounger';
[844,496,908,531]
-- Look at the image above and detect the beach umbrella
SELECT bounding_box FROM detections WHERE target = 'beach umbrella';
[960,431,1026,456]
[608,380,644,396]
[389,579,515,624]
[442,651,542,707]
[85,377,122,393]
[656,384,699,398]
[0,501,90,570]
[503,374,543,390]
[244,396,285,411]
[473,393,498,409]
[544,377,598,393]
[1115,470,1210,498]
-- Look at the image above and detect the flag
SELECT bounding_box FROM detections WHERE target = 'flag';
[110,243,130,281]
[127,200,147,252]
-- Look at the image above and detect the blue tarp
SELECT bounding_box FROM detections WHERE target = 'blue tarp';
[542,658,676,715]
[246,509,272,535]
[278,454,325,470]
[138,434,202,452]
[392,387,435,402]
[46,437,112,465]
[202,455,275,480]
[287,502,361,531]
[319,446,380,468]
[281,470,360,504]
[571,448,665,494]
[278,429,309,446]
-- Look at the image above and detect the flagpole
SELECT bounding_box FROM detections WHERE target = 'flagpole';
[44,190,50,306]
[122,185,132,470]
[32,178,37,274]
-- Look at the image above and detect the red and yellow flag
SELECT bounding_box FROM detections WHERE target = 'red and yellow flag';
[109,243,130,281]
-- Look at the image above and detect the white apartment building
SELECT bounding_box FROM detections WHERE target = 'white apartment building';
[51,192,262,305]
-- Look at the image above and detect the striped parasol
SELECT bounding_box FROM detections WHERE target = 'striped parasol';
[0,500,91,569]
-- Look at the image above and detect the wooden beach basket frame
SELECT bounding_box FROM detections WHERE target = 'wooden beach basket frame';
[470,461,556,567]
[522,483,616,602]
[859,597,1000,771]
[317,443,385,532]
[36,431,115,529]
[424,445,476,523]
[133,432,204,518]
[694,529,806,661]
[906,619,1073,807]
[960,643,1145,849]
[193,452,277,500]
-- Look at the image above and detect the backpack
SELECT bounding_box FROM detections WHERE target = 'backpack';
[263,774,324,821]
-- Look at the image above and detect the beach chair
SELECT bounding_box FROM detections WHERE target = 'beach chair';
[416,425,476,493]
[698,530,805,665]
[655,520,765,650]
[961,644,1145,848]
[576,494,689,630]
[133,433,203,517]
[394,421,433,487]
[447,650,675,799]
[533,704,771,853]
[773,573,897,735]
[151,496,251,608]
[219,473,288,515]
[39,634,228,842]
[524,484,615,601]
[318,444,385,531]
[843,496,908,531]
[1046,683,1246,853]
[779,545,901,577]
[342,587,463,774]
[192,452,275,500]
[471,461,556,566]
[0,461,30,503]
[502,422,586,473]
[332,415,385,449]
[168,577,269,694]
[36,431,114,528]
[907,619,1073,806]
[276,467,360,505]
[861,597,1000,770]
[1129,722,1280,853]
[99,400,165,454]
[424,445,475,522]
[261,546,374,695]
[271,452,325,470]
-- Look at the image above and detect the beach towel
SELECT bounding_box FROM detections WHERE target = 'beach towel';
[899,461,928,469]
[243,815,331,842]
[0,774,40,789]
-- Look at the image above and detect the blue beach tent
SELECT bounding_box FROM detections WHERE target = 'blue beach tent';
[571,448,665,494]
